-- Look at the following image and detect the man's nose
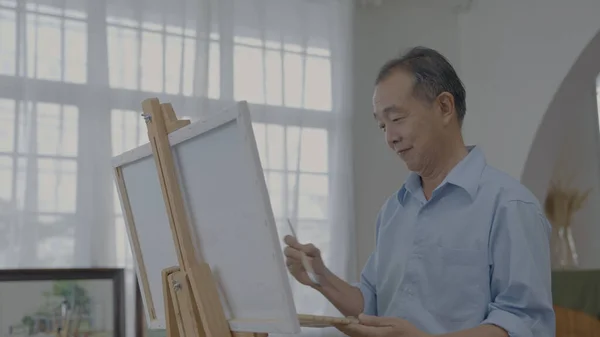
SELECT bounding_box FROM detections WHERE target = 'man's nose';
[386,130,401,144]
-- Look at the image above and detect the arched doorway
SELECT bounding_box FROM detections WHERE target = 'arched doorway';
[521,29,600,269]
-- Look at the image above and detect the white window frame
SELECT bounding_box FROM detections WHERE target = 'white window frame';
[0,0,337,266]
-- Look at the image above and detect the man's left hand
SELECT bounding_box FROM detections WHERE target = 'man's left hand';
[334,314,432,337]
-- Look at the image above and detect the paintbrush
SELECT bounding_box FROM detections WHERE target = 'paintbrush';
[287,218,320,285]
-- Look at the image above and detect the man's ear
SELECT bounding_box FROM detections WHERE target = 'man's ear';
[436,92,455,125]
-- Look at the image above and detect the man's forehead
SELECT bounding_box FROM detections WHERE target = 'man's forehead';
[374,75,411,102]
[372,84,392,106]
[373,71,413,117]
[372,84,403,113]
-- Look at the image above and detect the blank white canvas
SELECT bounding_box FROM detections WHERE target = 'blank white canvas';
[112,102,300,333]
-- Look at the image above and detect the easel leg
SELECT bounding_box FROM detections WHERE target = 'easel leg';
[163,265,269,337]
[186,262,232,337]
[164,267,209,337]
[163,268,182,337]
[170,271,206,337]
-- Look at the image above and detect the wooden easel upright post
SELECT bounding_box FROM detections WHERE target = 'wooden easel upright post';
[140,97,266,337]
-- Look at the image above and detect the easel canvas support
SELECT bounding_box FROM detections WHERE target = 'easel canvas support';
[140,98,265,337]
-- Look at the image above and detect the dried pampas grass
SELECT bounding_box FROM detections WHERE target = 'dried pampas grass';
[544,177,591,228]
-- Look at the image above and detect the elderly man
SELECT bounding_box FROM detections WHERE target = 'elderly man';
[284,46,555,337]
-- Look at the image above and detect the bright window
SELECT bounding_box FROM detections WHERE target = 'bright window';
[0,1,343,333]
[231,34,333,261]
[233,37,332,111]
[0,0,335,282]
[24,3,87,83]
[107,17,220,98]
[0,97,79,266]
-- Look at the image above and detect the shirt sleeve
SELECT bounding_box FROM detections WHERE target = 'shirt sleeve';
[354,251,378,315]
[481,200,556,337]
[352,207,385,316]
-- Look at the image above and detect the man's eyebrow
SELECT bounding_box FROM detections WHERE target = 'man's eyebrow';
[382,105,401,114]
[373,105,402,119]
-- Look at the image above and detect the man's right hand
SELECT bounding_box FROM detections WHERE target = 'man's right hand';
[283,235,366,317]
[283,235,328,286]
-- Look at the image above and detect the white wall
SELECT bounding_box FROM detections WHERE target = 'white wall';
[459,0,600,180]
[352,0,600,274]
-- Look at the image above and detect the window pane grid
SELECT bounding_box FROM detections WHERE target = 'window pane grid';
[0,154,13,202]
[233,36,330,57]
[111,109,149,156]
[0,3,87,81]
[0,1,337,278]
[35,211,76,267]
[0,152,77,158]
[0,100,78,242]
[21,9,87,83]
[106,19,218,41]
[234,43,331,59]
[0,100,79,160]
[22,2,87,21]
[37,157,77,213]
[0,1,16,9]
[0,8,16,76]
[234,44,332,110]
[107,23,220,98]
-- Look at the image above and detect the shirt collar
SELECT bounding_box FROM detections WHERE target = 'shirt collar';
[398,145,487,204]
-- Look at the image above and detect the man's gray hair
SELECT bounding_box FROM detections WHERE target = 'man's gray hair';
[375,46,466,125]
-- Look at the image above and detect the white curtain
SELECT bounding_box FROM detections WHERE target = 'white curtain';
[0,0,354,336]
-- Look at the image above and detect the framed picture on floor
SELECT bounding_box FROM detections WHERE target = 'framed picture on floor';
[0,268,125,337]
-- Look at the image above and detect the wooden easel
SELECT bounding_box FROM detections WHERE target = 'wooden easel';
[141,97,255,337]
[139,97,358,337]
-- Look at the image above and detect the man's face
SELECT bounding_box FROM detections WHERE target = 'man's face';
[372,70,444,173]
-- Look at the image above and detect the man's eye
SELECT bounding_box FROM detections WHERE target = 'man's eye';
[379,124,386,131]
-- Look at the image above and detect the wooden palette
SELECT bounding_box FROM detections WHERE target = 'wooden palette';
[298,314,359,327]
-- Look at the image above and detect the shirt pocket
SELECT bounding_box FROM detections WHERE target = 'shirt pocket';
[423,246,489,323]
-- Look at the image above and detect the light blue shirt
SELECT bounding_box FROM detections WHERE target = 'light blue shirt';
[357,146,555,336]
